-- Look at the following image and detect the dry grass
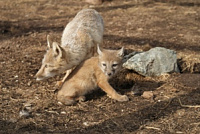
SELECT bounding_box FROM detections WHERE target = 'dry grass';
[178,51,200,73]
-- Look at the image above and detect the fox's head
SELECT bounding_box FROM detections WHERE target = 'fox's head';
[97,45,124,78]
[35,35,69,81]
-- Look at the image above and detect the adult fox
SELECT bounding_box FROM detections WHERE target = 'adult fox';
[35,9,104,84]
[57,46,129,105]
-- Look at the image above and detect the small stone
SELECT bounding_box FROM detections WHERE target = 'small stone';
[142,91,154,99]
[27,81,32,86]
[175,109,185,117]
[61,111,66,114]
[83,122,89,126]
[9,118,17,123]
[178,34,184,37]
[137,28,143,31]
[19,110,30,118]
[171,87,179,92]
[58,102,63,105]
[24,103,32,111]
[85,0,103,5]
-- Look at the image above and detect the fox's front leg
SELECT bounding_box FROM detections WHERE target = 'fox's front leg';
[56,69,73,87]
[98,80,129,102]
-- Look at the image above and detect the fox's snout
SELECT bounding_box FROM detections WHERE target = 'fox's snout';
[105,71,114,77]
[35,65,48,81]
[35,64,59,81]
[35,68,44,81]
[35,74,44,81]
[35,71,50,81]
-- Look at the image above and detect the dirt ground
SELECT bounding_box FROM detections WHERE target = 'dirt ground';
[0,0,200,133]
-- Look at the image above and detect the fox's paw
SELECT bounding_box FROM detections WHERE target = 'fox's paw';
[77,96,86,102]
[118,95,129,102]
[56,81,63,87]
[64,99,76,106]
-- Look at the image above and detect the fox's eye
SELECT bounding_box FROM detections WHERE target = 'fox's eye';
[102,63,106,67]
[112,64,118,67]
[45,64,54,68]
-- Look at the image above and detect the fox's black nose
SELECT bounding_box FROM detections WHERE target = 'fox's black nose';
[107,73,112,76]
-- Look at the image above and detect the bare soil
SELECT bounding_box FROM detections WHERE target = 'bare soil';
[0,0,200,133]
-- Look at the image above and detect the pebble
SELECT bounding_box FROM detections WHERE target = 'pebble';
[27,81,32,86]
[83,122,89,126]
[85,0,102,5]
[58,102,63,105]
[142,91,154,99]
[19,110,30,118]
[61,111,66,115]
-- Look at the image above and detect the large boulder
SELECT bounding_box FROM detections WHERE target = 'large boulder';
[123,47,180,77]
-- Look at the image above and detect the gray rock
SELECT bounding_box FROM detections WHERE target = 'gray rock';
[122,51,139,63]
[123,47,180,76]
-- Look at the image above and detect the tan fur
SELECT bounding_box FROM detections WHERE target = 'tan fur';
[35,9,104,81]
[57,46,129,105]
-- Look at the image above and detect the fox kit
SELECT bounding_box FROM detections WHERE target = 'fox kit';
[57,46,129,105]
[35,9,104,83]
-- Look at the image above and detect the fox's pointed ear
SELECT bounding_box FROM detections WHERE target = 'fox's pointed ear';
[47,35,52,49]
[52,42,63,58]
[97,44,102,56]
[118,47,124,57]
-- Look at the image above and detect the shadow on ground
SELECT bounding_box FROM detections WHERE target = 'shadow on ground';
[1,85,199,133]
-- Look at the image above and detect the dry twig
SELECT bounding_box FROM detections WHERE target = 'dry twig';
[178,98,200,108]
[145,126,161,130]
[160,99,173,110]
